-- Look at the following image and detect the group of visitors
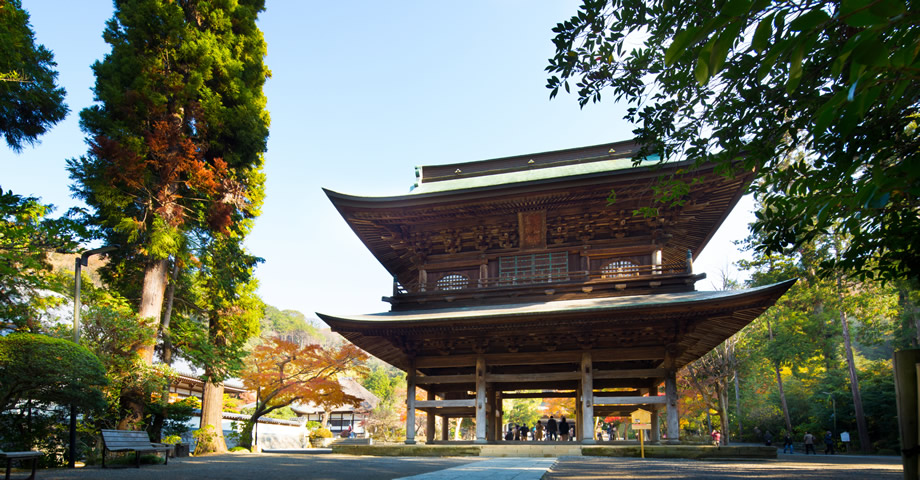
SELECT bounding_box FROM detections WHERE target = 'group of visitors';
[784,430,839,454]
[505,415,574,441]
[710,428,842,455]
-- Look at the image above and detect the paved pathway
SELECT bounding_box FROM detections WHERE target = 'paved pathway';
[543,455,902,480]
[396,457,557,480]
[23,451,902,480]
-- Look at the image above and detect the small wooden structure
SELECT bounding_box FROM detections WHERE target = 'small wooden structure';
[318,140,793,444]
[100,429,170,468]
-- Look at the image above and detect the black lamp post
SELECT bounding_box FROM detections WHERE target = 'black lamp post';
[69,246,117,468]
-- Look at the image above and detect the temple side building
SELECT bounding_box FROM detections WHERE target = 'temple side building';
[318,140,793,444]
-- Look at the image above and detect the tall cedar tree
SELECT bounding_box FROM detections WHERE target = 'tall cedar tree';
[175,232,262,452]
[547,0,920,283]
[68,0,269,428]
[239,338,368,449]
[0,0,67,151]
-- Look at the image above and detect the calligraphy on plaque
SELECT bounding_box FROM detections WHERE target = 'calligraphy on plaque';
[519,211,546,250]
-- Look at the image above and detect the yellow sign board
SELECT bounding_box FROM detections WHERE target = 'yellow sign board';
[631,423,652,430]
[631,408,651,425]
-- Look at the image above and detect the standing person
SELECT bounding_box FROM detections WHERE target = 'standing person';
[559,416,570,442]
[824,430,835,454]
[783,432,794,454]
[764,430,773,446]
[840,431,851,452]
[505,424,514,441]
[520,423,529,441]
[547,416,558,441]
[803,431,816,455]
[535,420,544,441]
[711,429,721,446]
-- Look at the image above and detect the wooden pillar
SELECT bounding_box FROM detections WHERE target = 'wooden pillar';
[650,379,661,443]
[405,358,417,444]
[665,369,680,444]
[575,383,583,441]
[475,355,487,443]
[485,386,495,442]
[581,352,596,444]
[496,390,503,441]
[426,390,436,443]
[441,416,450,441]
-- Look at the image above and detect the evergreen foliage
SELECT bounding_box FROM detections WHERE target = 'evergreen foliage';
[0,0,67,151]
[66,0,270,434]
[0,333,107,413]
[547,0,920,282]
[0,189,77,330]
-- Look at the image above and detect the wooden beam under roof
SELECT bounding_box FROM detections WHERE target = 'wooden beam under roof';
[414,346,665,369]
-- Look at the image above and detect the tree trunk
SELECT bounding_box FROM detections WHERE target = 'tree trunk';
[159,259,179,365]
[120,258,169,430]
[195,380,227,454]
[240,419,255,450]
[149,259,179,442]
[767,317,793,434]
[717,385,730,445]
[137,258,168,363]
[839,308,871,452]
[734,371,742,440]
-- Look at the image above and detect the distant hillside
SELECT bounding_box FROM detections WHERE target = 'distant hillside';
[261,305,348,346]
[47,251,107,286]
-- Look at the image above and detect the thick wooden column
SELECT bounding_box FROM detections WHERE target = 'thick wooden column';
[441,415,450,441]
[665,369,680,444]
[575,383,583,441]
[496,391,504,441]
[406,358,417,444]
[475,355,487,443]
[650,379,661,443]
[650,409,660,443]
[426,390,436,443]
[581,352,596,444]
[485,385,495,442]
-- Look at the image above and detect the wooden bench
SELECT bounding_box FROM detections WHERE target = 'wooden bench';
[100,429,170,468]
[0,450,43,480]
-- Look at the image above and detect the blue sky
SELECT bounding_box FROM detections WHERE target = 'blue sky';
[6,1,753,319]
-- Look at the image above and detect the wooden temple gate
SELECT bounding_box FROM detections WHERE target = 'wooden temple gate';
[318,140,794,445]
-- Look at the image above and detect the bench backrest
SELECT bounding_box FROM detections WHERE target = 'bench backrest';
[101,429,155,449]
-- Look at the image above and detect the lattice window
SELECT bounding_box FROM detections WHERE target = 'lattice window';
[437,273,469,290]
[499,252,568,285]
[602,259,639,278]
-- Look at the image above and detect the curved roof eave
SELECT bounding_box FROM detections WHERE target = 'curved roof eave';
[316,278,797,329]
[323,157,701,208]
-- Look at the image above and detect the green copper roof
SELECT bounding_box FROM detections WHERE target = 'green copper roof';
[317,279,795,323]
[410,155,661,195]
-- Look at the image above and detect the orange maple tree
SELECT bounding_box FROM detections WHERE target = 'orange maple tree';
[238,338,368,447]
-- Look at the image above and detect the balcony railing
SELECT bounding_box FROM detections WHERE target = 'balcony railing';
[393,261,691,296]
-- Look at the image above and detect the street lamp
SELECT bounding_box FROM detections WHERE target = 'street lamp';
[69,246,117,468]
[821,391,836,438]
